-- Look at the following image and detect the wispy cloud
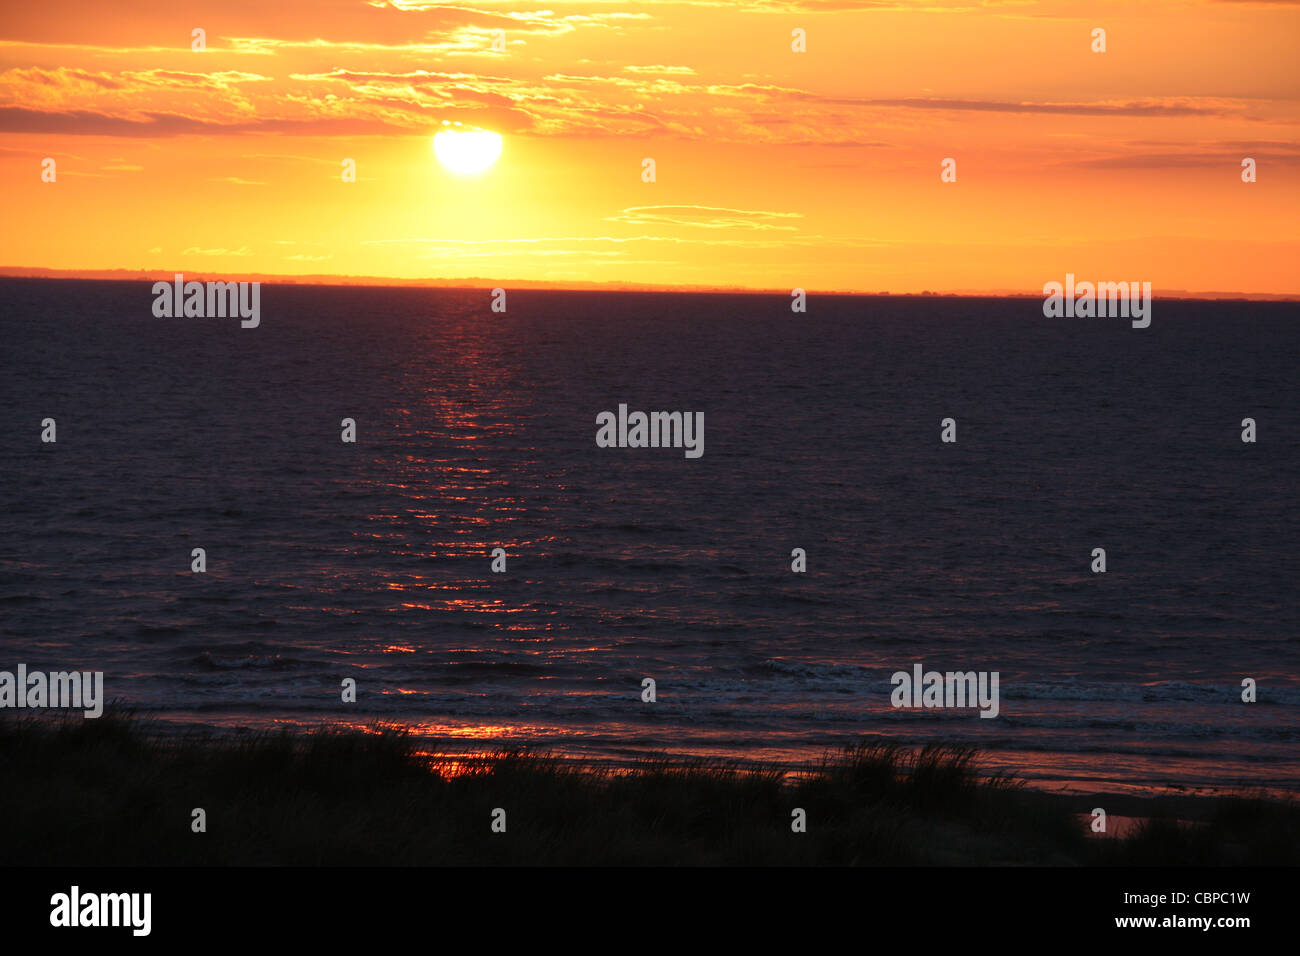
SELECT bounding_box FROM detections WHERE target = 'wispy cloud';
[604,205,805,230]
[180,246,254,256]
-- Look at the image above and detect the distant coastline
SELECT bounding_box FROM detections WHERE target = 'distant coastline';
[2,269,1296,302]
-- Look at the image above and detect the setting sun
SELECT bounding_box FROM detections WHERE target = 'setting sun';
[433,130,503,177]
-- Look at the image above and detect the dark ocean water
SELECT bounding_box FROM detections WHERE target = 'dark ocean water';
[1,278,1297,795]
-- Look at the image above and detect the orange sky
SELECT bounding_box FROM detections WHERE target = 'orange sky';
[2,0,1298,294]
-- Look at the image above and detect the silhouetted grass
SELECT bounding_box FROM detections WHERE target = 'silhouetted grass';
[0,708,1293,865]
[1089,790,1300,866]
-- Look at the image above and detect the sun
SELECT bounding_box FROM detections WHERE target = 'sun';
[433,130,503,176]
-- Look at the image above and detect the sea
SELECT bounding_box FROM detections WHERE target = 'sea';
[2,278,1296,796]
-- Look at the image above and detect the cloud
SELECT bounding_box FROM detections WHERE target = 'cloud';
[180,246,254,256]
[0,106,421,136]
[362,234,816,249]
[0,5,1282,148]
[2,67,126,90]
[604,205,805,230]
[852,96,1227,117]
[1060,149,1300,169]
[623,65,697,75]
[122,70,273,88]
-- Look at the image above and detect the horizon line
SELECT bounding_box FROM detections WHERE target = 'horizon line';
[1,266,1297,303]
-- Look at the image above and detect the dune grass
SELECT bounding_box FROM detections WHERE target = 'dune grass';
[0,708,1293,866]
